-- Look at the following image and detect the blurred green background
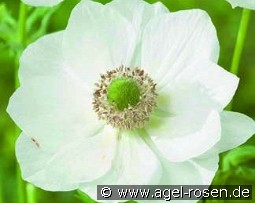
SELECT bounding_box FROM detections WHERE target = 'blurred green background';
[0,0,255,202]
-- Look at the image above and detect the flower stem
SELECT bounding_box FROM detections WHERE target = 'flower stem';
[27,184,36,203]
[16,2,28,87]
[18,2,28,48]
[227,8,251,110]
[16,2,28,203]
[16,167,26,203]
[0,177,3,203]
[230,9,251,75]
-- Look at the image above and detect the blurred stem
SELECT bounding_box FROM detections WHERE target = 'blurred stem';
[16,2,28,203]
[0,177,3,203]
[18,2,28,49]
[27,184,36,203]
[227,9,251,110]
[16,167,26,203]
[16,2,28,87]
[230,9,251,75]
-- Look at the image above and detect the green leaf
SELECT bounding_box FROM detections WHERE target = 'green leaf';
[0,3,19,55]
[75,190,139,203]
[212,145,255,185]
[222,145,255,172]
[26,7,59,43]
[75,190,98,203]
[0,3,59,56]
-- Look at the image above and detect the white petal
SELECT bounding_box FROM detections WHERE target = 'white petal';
[107,0,168,33]
[155,81,219,130]
[147,60,237,161]
[16,126,117,190]
[143,161,202,203]
[18,32,65,85]
[192,155,219,184]
[16,133,77,191]
[18,32,86,90]
[160,161,202,185]
[63,0,137,88]
[213,111,255,153]
[141,9,219,87]
[106,0,168,67]
[44,125,117,183]
[226,0,255,9]
[22,0,63,7]
[147,79,221,162]
[161,157,219,203]
[149,110,221,162]
[7,32,102,153]
[80,130,162,200]
[112,131,162,185]
[174,60,239,110]
[123,131,218,203]
[148,157,218,203]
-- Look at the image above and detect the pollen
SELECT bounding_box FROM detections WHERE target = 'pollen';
[93,66,157,130]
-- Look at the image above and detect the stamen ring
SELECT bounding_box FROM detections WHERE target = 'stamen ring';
[92,66,157,130]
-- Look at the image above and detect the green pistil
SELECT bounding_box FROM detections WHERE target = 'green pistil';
[107,78,140,111]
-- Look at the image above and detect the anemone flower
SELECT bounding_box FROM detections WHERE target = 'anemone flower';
[8,0,255,202]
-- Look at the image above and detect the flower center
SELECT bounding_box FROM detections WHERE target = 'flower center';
[93,66,157,130]
[107,78,140,111]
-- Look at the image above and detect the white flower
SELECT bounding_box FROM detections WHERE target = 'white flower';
[22,0,64,7]
[226,0,255,9]
[7,0,255,202]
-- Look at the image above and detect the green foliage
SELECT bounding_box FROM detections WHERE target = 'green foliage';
[76,190,138,203]
[76,190,97,203]
[26,7,59,44]
[210,146,255,203]
[214,146,255,184]
[0,3,59,56]
[0,3,18,56]
[222,145,255,174]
